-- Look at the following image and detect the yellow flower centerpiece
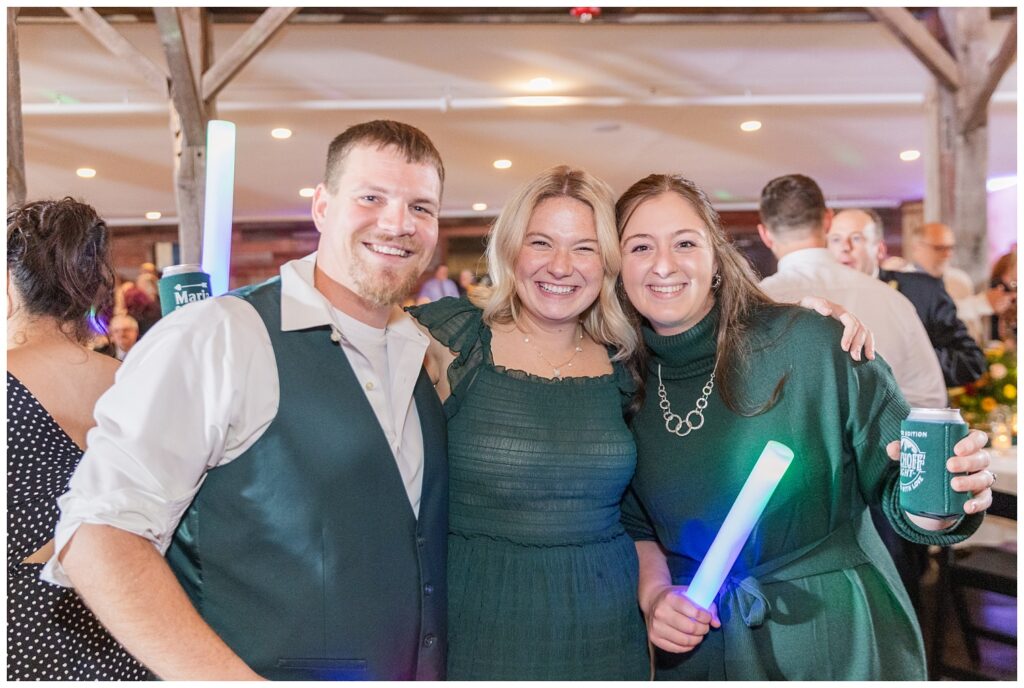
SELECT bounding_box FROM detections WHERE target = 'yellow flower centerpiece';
[948,343,1017,436]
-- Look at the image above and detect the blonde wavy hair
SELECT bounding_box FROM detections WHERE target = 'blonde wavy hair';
[472,165,638,362]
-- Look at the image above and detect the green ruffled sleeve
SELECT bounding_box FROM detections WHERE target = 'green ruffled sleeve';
[407,296,489,418]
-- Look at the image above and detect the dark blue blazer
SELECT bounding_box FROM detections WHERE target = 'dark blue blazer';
[878,269,985,386]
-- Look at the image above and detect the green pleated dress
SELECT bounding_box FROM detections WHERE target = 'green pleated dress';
[410,297,650,680]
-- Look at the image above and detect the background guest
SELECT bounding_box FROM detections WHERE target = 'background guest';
[906,223,1015,343]
[122,270,161,336]
[828,208,985,387]
[96,313,140,361]
[988,249,1016,344]
[456,268,477,298]
[7,197,149,680]
[417,263,459,303]
[756,174,947,409]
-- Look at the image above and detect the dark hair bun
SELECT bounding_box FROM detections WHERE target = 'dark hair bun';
[7,197,115,343]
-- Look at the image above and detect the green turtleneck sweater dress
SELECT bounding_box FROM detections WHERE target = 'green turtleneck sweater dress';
[622,303,982,681]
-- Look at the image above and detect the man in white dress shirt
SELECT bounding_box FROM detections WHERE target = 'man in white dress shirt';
[43,121,449,680]
[756,174,947,410]
[758,186,945,612]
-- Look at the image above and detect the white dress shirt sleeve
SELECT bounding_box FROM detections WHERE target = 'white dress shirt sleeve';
[890,300,950,409]
[41,296,279,586]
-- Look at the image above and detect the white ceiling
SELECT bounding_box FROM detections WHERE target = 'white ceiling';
[16,11,1018,224]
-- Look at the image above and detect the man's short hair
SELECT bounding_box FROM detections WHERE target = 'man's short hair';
[759,174,828,235]
[324,120,445,193]
[838,207,886,243]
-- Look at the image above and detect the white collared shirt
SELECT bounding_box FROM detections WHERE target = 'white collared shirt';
[43,253,429,587]
[760,248,948,409]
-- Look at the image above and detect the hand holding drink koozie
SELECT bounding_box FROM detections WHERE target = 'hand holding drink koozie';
[899,408,970,518]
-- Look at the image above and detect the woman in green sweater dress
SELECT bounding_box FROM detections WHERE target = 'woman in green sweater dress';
[615,174,995,680]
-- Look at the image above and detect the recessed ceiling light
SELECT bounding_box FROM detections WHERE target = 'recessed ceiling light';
[527,76,553,91]
[740,120,762,132]
[145,211,162,220]
[76,167,96,178]
[510,96,574,107]
[899,149,921,162]
[299,187,315,198]
[271,127,292,139]
[493,159,512,170]
[472,202,488,211]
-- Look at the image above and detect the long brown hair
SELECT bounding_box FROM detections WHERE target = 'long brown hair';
[615,174,788,417]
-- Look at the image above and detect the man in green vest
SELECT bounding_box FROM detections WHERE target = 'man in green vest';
[43,120,449,680]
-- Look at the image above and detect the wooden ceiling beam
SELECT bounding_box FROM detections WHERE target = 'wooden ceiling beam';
[202,7,298,102]
[960,12,1017,134]
[61,7,169,97]
[868,7,962,91]
[153,7,206,146]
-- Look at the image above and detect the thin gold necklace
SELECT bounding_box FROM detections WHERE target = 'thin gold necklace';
[522,324,584,380]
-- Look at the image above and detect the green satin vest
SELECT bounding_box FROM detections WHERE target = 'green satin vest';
[166,277,448,680]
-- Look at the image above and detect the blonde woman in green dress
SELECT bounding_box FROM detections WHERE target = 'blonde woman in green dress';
[410,166,653,679]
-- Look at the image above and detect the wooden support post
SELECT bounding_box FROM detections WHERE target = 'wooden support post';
[8,8,26,207]
[155,7,208,265]
[923,83,957,230]
[180,7,217,119]
[941,7,992,287]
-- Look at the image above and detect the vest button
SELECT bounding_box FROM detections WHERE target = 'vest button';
[423,634,436,648]
[424,583,434,595]
[416,536,426,547]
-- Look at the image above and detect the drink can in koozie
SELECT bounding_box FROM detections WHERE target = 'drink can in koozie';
[158,264,212,316]
[899,408,969,518]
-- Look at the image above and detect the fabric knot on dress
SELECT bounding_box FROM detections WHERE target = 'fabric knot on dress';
[726,575,771,627]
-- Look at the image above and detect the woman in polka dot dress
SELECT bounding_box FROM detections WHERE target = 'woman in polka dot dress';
[7,198,149,680]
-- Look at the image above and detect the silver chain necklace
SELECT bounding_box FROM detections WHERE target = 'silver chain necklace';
[523,324,584,380]
[657,363,715,437]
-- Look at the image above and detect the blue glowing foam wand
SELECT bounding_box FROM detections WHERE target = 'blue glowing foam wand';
[684,440,794,610]
[200,120,237,296]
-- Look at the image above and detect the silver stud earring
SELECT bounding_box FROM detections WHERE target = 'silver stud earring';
[711,273,722,289]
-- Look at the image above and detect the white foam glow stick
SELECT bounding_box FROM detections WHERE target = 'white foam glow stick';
[201,120,236,296]
[684,440,794,610]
